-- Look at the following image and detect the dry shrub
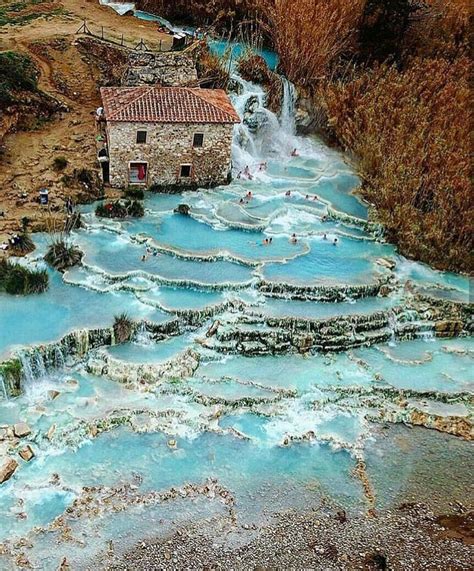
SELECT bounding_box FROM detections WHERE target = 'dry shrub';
[137,0,256,33]
[195,41,231,89]
[405,0,472,59]
[321,55,473,272]
[260,0,365,85]
[113,313,134,344]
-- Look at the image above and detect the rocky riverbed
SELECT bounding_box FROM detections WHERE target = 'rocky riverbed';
[104,503,473,571]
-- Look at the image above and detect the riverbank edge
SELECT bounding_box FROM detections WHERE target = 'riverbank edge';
[102,501,473,570]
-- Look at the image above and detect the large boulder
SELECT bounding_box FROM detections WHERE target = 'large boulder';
[0,458,18,484]
[174,204,190,216]
[244,110,269,133]
[434,320,463,337]
[244,94,260,115]
[19,445,35,462]
[13,422,31,438]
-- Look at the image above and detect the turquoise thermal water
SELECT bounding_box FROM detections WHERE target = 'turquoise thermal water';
[0,10,472,567]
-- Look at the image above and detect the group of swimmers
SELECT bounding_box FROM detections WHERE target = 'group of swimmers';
[239,191,253,204]
[237,148,299,181]
[320,232,338,245]
[237,162,268,181]
[141,246,159,262]
[284,191,319,201]
[289,233,338,245]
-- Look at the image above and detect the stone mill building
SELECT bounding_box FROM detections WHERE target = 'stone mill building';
[100,86,240,188]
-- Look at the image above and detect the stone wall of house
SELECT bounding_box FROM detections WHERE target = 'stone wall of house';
[107,121,234,188]
[122,52,198,87]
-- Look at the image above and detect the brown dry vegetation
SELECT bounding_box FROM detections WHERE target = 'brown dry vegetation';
[260,0,365,86]
[260,0,472,272]
[137,0,256,33]
[322,56,472,271]
[195,40,231,89]
[237,51,282,113]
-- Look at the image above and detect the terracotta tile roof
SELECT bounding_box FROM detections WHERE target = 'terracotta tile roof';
[100,86,240,124]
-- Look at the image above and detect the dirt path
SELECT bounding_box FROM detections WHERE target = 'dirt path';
[0,0,172,248]
[0,0,172,53]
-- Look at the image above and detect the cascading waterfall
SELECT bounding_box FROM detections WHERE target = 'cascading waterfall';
[73,329,90,357]
[99,0,135,16]
[231,74,298,172]
[53,346,66,369]
[0,374,8,400]
[19,350,46,386]
[388,311,398,346]
[17,345,67,390]
[133,322,154,346]
[280,77,296,136]
[417,327,436,342]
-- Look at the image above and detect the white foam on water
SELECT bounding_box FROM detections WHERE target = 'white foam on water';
[99,0,135,16]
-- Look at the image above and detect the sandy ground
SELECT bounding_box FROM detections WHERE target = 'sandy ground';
[0,0,172,249]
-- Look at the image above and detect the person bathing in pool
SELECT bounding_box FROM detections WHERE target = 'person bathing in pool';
[243,165,253,180]
[291,148,299,157]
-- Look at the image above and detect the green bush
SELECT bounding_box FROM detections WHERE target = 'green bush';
[0,259,48,295]
[53,156,68,171]
[44,240,83,272]
[124,187,145,200]
[128,200,145,218]
[0,358,22,397]
[96,200,144,219]
[10,232,35,255]
[0,51,38,106]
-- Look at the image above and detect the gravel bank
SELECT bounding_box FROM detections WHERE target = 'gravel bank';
[102,503,473,570]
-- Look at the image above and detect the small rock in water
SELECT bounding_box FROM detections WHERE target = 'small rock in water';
[13,423,31,438]
[48,390,61,400]
[376,257,396,271]
[167,439,177,450]
[18,445,35,462]
[46,424,56,440]
[0,457,18,484]
[174,203,190,216]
